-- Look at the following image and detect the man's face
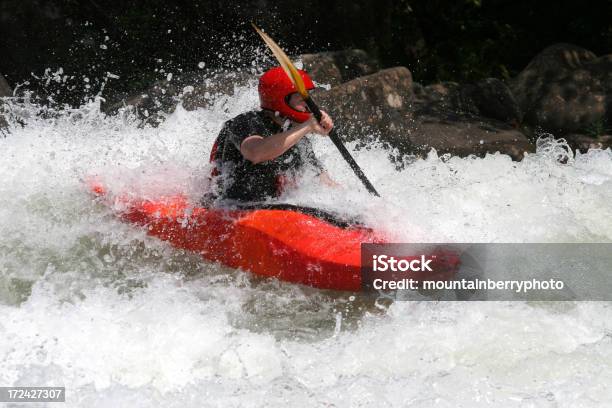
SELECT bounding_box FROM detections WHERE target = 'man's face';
[287,93,308,112]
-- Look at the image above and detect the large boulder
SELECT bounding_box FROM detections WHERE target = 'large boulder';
[510,43,612,134]
[460,78,523,126]
[300,49,380,86]
[311,67,413,143]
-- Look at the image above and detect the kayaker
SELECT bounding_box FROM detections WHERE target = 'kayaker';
[207,66,336,202]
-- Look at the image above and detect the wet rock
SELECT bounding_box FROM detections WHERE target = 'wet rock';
[414,81,460,107]
[300,49,380,86]
[564,133,612,153]
[462,78,523,126]
[0,74,12,97]
[406,81,531,160]
[510,43,611,134]
[403,113,533,161]
[413,79,522,126]
[311,67,413,143]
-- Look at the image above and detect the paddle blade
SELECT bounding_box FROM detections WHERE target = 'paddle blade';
[252,23,309,98]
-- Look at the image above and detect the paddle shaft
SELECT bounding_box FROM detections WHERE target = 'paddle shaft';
[304,97,380,197]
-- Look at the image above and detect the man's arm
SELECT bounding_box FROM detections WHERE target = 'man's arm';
[240,112,333,164]
[240,120,312,164]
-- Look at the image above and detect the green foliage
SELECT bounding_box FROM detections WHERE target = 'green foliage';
[585,118,611,138]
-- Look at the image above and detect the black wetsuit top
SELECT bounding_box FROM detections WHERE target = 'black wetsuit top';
[211,110,324,201]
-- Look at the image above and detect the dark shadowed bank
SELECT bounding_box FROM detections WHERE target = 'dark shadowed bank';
[1,0,611,157]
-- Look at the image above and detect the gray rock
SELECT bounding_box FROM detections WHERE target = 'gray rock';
[403,113,533,161]
[311,67,413,143]
[412,79,522,126]
[564,133,612,153]
[407,82,532,160]
[0,74,12,97]
[416,81,461,107]
[528,43,597,70]
[462,78,523,126]
[300,49,380,86]
[510,43,611,134]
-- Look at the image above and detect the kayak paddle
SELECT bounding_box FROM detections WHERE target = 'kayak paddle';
[252,23,380,197]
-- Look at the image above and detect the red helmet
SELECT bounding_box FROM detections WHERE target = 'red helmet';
[258,66,315,123]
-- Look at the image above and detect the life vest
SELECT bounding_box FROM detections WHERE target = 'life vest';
[208,132,291,196]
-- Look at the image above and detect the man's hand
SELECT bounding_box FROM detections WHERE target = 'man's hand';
[306,110,334,135]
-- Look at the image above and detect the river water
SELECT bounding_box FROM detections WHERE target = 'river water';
[1,79,612,407]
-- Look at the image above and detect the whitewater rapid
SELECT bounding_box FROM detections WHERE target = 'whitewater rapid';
[1,81,612,407]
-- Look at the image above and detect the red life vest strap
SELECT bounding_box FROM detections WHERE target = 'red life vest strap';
[209,139,220,177]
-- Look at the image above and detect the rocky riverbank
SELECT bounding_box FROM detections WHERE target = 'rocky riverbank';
[2,43,611,159]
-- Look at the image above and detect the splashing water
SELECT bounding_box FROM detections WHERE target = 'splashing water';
[1,79,612,407]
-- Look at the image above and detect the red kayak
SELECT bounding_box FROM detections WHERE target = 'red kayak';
[89,181,460,291]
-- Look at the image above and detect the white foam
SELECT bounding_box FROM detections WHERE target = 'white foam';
[1,83,612,406]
